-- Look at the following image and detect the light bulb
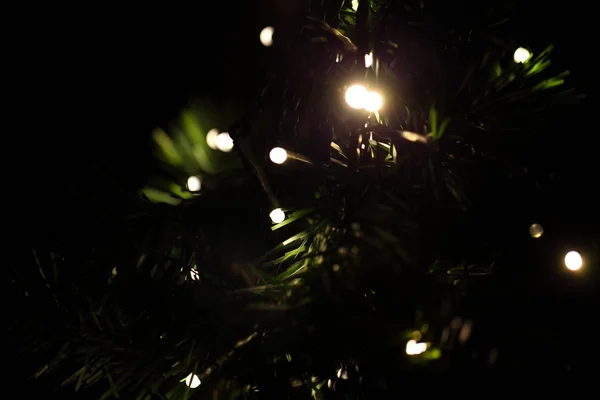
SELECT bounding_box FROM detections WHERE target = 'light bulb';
[345,85,368,109]
[364,52,373,68]
[364,91,382,112]
[269,208,285,224]
[529,223,544,239]
[206,129,219,150]
[513,47,531,63]
[184,373,201,389]
[216,132,234,152]
[186,176,201,192]
[260,26,274,47]
[564,251,582,271]
[405,339,427,355]
[269,147,288,164]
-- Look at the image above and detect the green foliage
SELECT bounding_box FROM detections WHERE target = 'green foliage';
[16,1,582,399]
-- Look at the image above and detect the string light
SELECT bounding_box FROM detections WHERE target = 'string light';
[405,339,427,355]
[345,84,383,112]
[529,223,544,239]
[269,147,288,164]
[186,176,201,192]
[345,85,368,109]
[206,129,219,150]
[564,251,582,271]
[364,52,373,68]
[216,132,234,152]
[269,208,285,224]
[260,26,274,47]
[513,47,531,63]
[184,373,201,389]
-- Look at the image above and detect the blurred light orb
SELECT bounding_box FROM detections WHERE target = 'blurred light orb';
[564,251,582,271]
[184,373,201,389]
[216,132,234,152]
[513,47,531,63]
[364,91,383,112]
[529,223,544,239]
[269,147,288,164]
[345,85,368,109]
[351,0,359,11]
[269,208,285,224]
[186,176,201,192]
[206,128,219,150]
[260,26,274,47]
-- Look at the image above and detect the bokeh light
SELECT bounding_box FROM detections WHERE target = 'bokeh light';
[529,223,544,239]
[206,128,219,150]
[364,91,383,112]
[216,132,234,152]
[260,26,274,47]
[564,251,582,271]
[269,147,288,164]
[186,176,201,192]
[345,85,368,109]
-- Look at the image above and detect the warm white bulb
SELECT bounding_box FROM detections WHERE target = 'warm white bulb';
[185,373,201,389]
[269,147,288,164]
[529,223,544,239]
[216,132,234,152]
[206,129,219,150]
[405,339,427,355]
[260,26,274,47]
[186,176,201,192]
[345,85,368,109]
[269,208,285,224]
[564,251,582,271]
[364,91,383,112]
[513,47,531,63]
[364,52,373,68]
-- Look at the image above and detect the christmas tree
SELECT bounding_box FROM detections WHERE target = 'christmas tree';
[12,0,588,398]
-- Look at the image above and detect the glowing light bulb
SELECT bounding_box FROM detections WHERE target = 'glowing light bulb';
[216,132,234,152]
[184,373,201,389]
[364,52,373,68]
[564,251,582,271]
[405,339,427,355]
[260,26,274,47]
[513,47,531,63]
[269,208,285,224]
[186,176,201,192]
[206,129,219,150]
[345,85,368,109]
[364,91,382,112]
[529,223,544,239]
[269,147,288,164]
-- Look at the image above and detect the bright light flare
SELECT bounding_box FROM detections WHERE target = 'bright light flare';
[364,52,373,68]
[269,208,285,224]
[564,251,582,271]
[269,147,288,164]
[260,26,274,47]
[345,84,382,112]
